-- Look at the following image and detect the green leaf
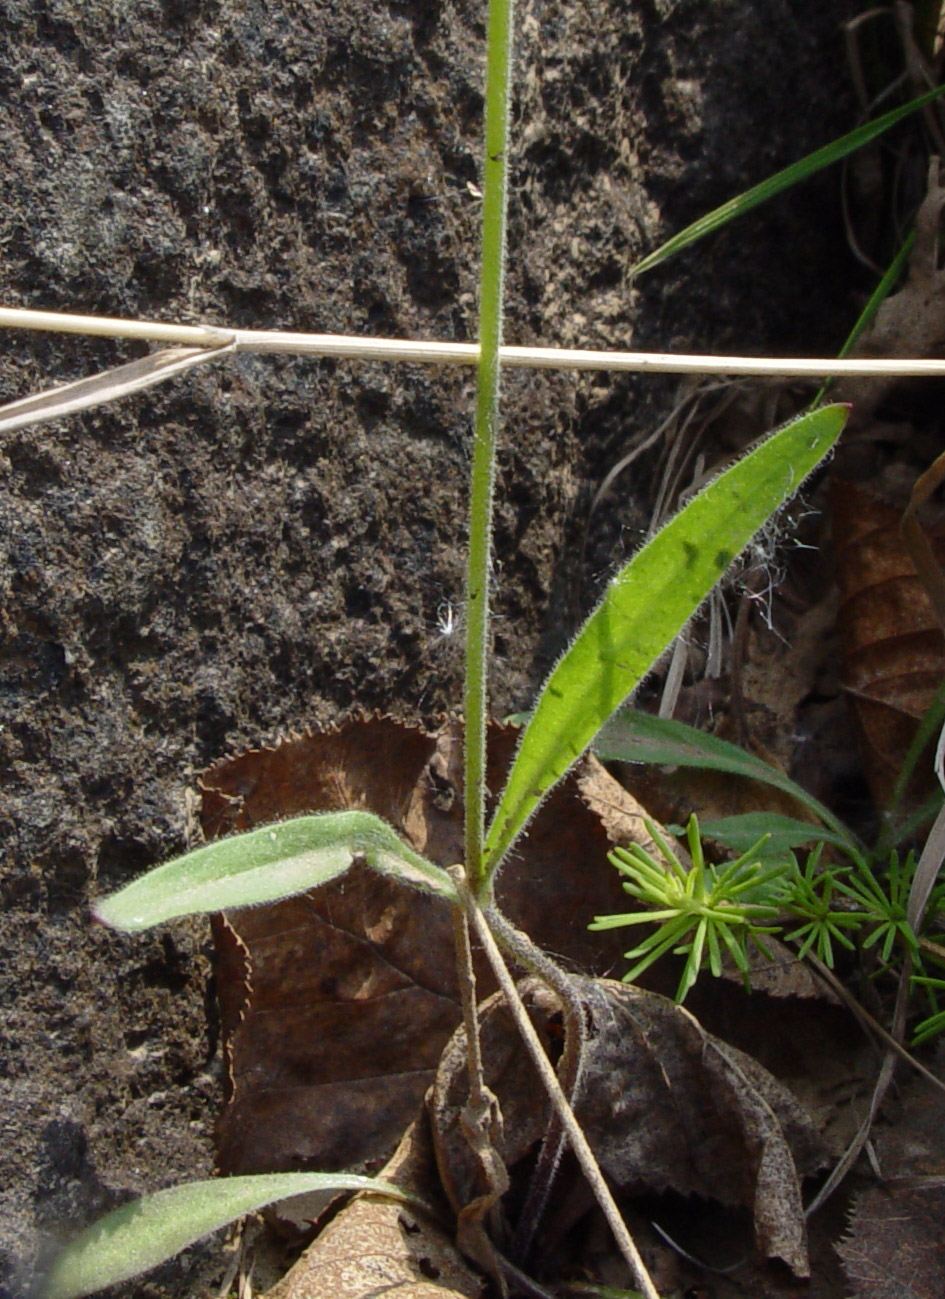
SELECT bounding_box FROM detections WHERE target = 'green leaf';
[43,1172,429,1299]
[810,230,915,409]
[699,812,852,857]
[595,709,860,854]
[93,810,457,931]
[483,405,849,876]
[886,675,945,823]
[631,84,945,277]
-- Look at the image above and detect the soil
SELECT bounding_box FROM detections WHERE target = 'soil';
[1,0,861,1295]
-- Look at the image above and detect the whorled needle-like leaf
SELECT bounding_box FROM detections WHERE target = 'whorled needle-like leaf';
[93,809,457,932]
[42,1172,431,1299]
[482,404,849,877]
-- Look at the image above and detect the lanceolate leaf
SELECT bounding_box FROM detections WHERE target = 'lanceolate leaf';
[483,404,848,877]
[93,810,457,932]
[43,1173,430,1299]
[699,812,853,858]
[596,709,857,850]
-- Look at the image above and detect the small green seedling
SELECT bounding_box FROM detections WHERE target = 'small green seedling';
[592,708,945,1033]
[590,814,787,1002]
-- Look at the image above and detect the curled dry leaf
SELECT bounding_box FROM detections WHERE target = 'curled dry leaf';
[201,715,660,1183]
[832,480,945,807]
[264,1115,484,1299]
[429,977,825,1278]
[683,975,875,1163]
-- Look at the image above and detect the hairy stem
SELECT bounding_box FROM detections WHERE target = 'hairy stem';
[451,876,489,1113]
[463,0,514,897]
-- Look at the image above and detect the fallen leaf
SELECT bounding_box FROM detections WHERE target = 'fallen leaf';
[837,1040,945,1299]
[429,977,826,1277]
[831,480,945,807]
[210,860,461,1183]
[202,715,662,1183]
[684,975,875,1163]
[712,935,840,1002]
[264,1115,484,1299]
[838,1185,945,1299]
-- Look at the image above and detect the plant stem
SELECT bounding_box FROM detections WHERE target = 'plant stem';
[449,874,490,1119]
[450,875,661,1299]
[486,906,587,1264]
[463,0,514,898]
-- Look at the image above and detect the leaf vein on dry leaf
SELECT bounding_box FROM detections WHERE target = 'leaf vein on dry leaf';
[263,911,463,1007]
[250,1068,442,1099]
[248,988,456,1016]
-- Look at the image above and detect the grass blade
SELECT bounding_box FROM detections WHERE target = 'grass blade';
[483,405,849,875]
[631,84,945,278]
[811,230,915,409]
[93,810,456,931]
[43,1173,428,1299]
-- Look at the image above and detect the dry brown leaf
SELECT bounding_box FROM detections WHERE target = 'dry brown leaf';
[716,935,840,1002]
[430,977,825,1278]
[201,715,661,1183]
[684,976,875,1165]
[838,1185,945,1299]
[901,448,945,637]
[210,860,461,1184]
[264,1116,484,1299]
[831,479,945,807]
[837,1041,945,1299]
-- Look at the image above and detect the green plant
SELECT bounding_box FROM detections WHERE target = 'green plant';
[34,11,945,1299]
[591,709,945,1034]
[912,974,945,1044]
[629,84,945,280]
[45,413,844,1299]
[589,815,787,1002]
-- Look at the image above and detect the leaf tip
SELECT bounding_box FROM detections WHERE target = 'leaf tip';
[89,897,114,927]
[91,895,147,933]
